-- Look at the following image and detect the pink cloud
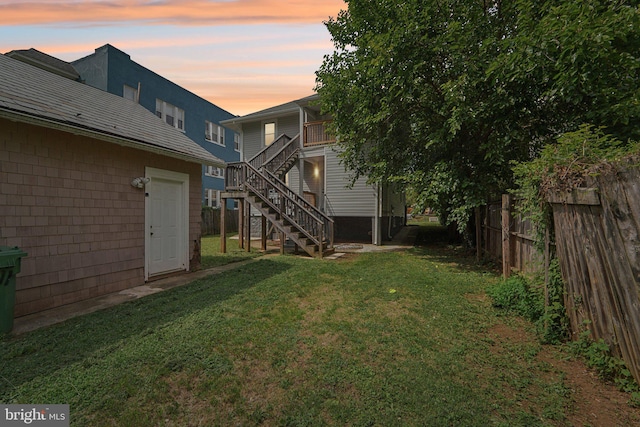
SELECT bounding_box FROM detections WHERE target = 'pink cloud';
[0,0,345,26]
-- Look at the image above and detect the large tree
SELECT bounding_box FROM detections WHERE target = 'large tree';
[316,0,640,231]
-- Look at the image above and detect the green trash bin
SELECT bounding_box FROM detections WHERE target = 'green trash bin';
[0,246,27,334]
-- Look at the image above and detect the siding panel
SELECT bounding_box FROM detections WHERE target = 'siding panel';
[243,122,262,160]
[325,148,375,216]
[278,113,300,138]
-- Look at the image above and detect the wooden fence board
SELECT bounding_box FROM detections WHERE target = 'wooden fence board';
[591,174,640,378]
[550,174,640,384]
[480,198,540,275]
[201,209,239,236]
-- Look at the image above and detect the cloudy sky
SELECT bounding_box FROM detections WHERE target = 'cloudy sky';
[0,0,345,116]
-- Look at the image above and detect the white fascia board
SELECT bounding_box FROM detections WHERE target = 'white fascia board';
[220,106,300,128]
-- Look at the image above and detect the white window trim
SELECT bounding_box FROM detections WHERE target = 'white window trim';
[205,121,225,146]
[204,188,221,208]
[156,99,185,132]
[205,165,224,178]
[234,132,240,152]
[262,120,277,147]
[123,84,138,103]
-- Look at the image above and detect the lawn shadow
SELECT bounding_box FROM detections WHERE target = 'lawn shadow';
[412,224,501,275]
[0,258,290,394]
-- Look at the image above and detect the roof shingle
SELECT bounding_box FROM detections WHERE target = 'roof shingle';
[0,53,224,167]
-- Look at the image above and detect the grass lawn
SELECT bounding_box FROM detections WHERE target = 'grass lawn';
[200,233,266,269]
[0,226,616,426]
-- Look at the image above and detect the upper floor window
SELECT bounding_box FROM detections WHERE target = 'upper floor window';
[156,99,185,131]
[123,85,138,103]
[205,121,224,145]
[234,133,240,152]
[264,122,275,146]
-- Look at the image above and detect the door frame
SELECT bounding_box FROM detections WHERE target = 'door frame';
[144,167,190,281]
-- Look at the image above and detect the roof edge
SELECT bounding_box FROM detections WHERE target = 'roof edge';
[0,108,225,168]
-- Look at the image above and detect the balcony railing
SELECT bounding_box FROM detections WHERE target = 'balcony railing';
[303,120,335,147]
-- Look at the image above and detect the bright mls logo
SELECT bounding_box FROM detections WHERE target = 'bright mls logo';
[0,405,69,426]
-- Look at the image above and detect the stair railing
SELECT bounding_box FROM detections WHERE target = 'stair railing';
[225,162,245,191]
[247,133,291,170]
[224,132,335,255]
[242,162,325,253]
[263,135,300,178]
[263,169,334,248]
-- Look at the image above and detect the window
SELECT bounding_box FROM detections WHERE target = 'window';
[234,133,240,152]
[205,121,224,145]
[264,122,275,146]
[204,189,220,208]
[123,85,138,102]
[233,200,239,210]
[205,166,224,178]
[156,99,185,131]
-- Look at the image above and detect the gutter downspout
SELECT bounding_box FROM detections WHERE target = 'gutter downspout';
[374,183,382,245]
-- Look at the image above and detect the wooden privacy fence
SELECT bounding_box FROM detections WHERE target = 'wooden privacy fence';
[549,166,640,385]
[479,163,640,384]
[477,195,543,277]
[202,208,239,236]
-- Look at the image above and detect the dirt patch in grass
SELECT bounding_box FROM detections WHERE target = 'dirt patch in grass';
[488,321,640,426]
[538,347,640,427]
[163,372,221,425]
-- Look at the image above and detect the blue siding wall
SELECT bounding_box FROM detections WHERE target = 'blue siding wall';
[73,44,239,208]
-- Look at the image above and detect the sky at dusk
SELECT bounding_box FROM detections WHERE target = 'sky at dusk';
[0,0,345,116]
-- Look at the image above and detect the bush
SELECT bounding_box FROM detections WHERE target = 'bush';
[487,274,544,322]
[487,262,569,345]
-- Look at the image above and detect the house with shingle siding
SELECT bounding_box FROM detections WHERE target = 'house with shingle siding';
[0,53,224,318]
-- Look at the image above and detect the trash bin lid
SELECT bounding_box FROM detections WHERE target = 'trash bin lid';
[0,246,27,269]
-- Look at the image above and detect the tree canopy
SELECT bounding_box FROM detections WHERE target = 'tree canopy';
[315,0,640,231]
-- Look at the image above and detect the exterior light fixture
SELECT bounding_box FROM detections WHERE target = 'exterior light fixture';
[131,177,150,188]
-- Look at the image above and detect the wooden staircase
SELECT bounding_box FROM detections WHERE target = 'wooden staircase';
[224,134,334,258]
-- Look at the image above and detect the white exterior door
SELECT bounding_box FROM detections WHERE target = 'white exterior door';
[145,167,189,279]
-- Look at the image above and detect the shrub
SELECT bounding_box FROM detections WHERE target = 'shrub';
[487,274,544,322]
[487,262,569,345]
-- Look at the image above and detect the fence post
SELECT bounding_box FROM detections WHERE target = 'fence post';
[502,194,512,278]
[220,198,227,253]
[238,198,244,249]
[244,199,251,253]
[261,215,267,251]
[475,206,482,261]
[280,231,285,255]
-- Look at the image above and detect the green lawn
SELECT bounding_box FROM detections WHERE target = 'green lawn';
[200,233,266,269]
[0,227,587,426]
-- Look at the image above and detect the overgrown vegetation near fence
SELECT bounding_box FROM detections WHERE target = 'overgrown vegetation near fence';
[478,196,543,277]
[481,126,640,386]
[202,208,239,236]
